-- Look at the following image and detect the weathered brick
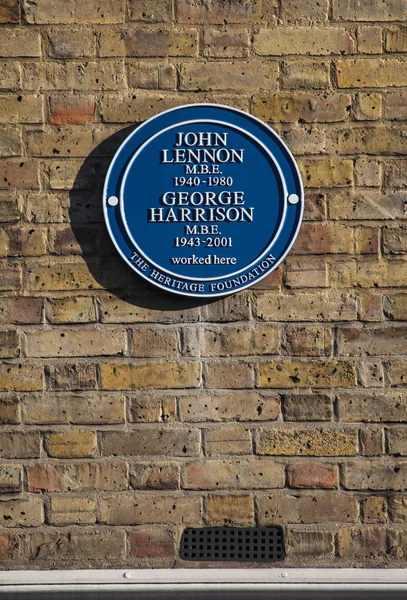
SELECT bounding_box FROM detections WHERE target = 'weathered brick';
[129,393,176,423]
[356,259,407,288]
[204,360,254,388]
[49,496,96,525]
[285,258,327,289]
[285,530,334,557]
[343,461,407,490]
[358,25,383,53]
[202,324,279,357]
[100,91,248,122]
[27,462,127,492]
[180,61,278,91]
[48,28,96,58]
[0,465,21,492]
[205,424,252,455]
[0,431,40,458]
[384,160,407,188]
[387,428,407,456]
[258,359,356,388]
[294,223,354,254]
[360,426,384,457]
[0,0,19,23]
[355,227,379,255]
[283,394,333,421]
[358,360,384,388]
[333,0,407,21]
[46,430,97,458]
[101,427,200,457]
[281,60,330,89]
[130,327,179,358]
[25,192,64,223]
[203,28,250,58]
[254,27,354,55]
[0,226,47,256]
[49,297,97,324]
[0,126,21,156]
[50,95,95,125]
[355,158,381,187]
[25,327,127,358]
[99,493,201,525]
[183,458,285,489]
[26,258,126,291]
[252,93,350,123]
[23,392,124,424]
[255,292,357,322]
[0,532,20,560]
[0,160,39,188]
[258,493,358,524]
[0,497,43,527]
[257,426,358,456]
[284,325,332,357]
[129,0,172,22]
[280,0,328,22]
[23,61,126,91]
[129,527,175,559]
[338,527,387,558]
[338,325,407,356]
[280,125,328,157]
[26,128,94,157]
[123,28,198,57]
[298,158,353,187]
[129,462,179,490]
[337,59,407,88]
[338,392,407,422]
[100,361,200,390]
[46,362,97,391]
[338,125,407,155]
[201,294,251,322]
[363,496,387,523]
[100,293,200,324]
[0,297,42,324]
[328,190,399,221]
[0,364,43,392]
[205,494,254,525]
[354,92,382,121]
[28,529,126,562]
[0,62,21,89]
[176,0,275,24]
[179,391,280,422]
[384,293,407,320]
[288,463,338,488]
[391,496,407,522]
[23,0,125,24]
[0,28,41,57]
[0,330,19,358]
[357,291,383,322]
[0,397,20,424]
[387,27,407,52]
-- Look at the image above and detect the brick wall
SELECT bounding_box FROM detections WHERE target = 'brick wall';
[1,0,407,569]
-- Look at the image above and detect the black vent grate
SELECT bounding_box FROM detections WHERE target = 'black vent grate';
[180,526,284,562]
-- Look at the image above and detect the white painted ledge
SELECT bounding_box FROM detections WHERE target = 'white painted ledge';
[1,569,407,596]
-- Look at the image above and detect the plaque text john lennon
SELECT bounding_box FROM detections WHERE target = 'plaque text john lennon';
[149,131,254,225]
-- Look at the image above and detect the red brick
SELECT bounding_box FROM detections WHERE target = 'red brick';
[129,527,175,558]
[50,95,95,125]
[288,463,338,488]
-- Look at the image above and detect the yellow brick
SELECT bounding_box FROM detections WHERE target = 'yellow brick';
[49,297,97,323]
[358,26,382,54]
[354,92,382,120]
[257,425,358,456]
[252,92,350,123]
[205,494,254,525]
[49,496,96,525]
[0,363,43,391]
[298,158,353,187]
[25,328,127,358]
[254,26,354,55]
[100,361,201,390]
[47,430,97,458]
[258,359,356,388]
[337,58,407,88]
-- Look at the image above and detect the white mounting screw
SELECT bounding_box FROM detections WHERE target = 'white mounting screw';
[123,572,132,579]
[288,193,299,205]
[108,196,119,207]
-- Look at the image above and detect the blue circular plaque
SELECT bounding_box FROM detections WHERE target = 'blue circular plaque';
[104,104,304,298]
